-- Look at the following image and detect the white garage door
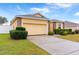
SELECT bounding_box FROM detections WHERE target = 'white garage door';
[23,24,47,35]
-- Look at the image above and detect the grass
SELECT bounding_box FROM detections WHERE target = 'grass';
[0,34,49,55]
[58,34,79,42]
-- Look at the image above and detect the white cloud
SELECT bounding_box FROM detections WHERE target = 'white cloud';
[16,5,22,10]
[16,5,26,14]
[55,3,72,8]
[74,12,79,16]
[46,3,72,8]
[31,7,50,13]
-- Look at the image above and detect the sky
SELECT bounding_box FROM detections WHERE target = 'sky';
[0,3,79,24]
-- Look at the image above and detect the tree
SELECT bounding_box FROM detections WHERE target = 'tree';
[0,16,8,25]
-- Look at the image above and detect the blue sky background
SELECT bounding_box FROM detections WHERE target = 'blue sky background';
[0,3,79,24]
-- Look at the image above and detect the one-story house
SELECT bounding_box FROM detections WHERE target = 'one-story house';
[11,13,64,35]
[11,13,49,35]
[64,21,79,31]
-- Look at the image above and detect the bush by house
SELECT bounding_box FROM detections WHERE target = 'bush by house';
[10,27,28,39]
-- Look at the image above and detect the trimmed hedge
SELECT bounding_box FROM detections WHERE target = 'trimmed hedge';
[68,29,72,34]
[74,30,79,34]
[10,27,28,39]
[48,31,54,35]
[60,30,68,35]
[10,30,28,39]
[54,29,72,35]
[16,27,26,31]
[64,29,72,34]
[54,29,61,34]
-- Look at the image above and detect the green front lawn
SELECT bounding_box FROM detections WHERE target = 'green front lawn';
[0,34,49,55]
[58,34,79,42]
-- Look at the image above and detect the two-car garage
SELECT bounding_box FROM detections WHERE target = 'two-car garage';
[22,18,48,35]
[23,23,48,35]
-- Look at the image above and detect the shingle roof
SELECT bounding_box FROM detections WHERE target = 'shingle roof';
[64,21,79,27]
[15,13,49,20]
[11,13,49,24]
[50,19,64,22]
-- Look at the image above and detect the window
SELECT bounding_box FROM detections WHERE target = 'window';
[58,23,61,29]
[17,19,21,27]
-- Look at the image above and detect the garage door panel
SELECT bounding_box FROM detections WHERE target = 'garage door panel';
[23,24,47,35]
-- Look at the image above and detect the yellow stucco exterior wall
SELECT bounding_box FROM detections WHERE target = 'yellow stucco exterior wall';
[11,18,22,29]
[49,22,54,32]
[22,18,48,25]
[11,19,17,29]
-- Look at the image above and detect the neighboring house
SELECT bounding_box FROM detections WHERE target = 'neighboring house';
[11,13,49,35]
[64,21,79,31]
[48,19,64,32]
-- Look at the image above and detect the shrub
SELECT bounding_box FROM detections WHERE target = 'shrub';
[74,30,79,34]
[68,29,72,34]
[65,29,72,34]
[10,27,28,39]
[16,27,26,31]
[54,29,61,34]
[60,30,68,35]
[10,30,28,39]
[48,31,54,35]
[71,31,75,34]
[54,29,72,35]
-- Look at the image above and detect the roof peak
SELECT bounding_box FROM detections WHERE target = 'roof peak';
[34,13,41,14]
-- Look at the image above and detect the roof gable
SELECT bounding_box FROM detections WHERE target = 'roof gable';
[50,19,63,22]
[11,13,49,24]
[33,13,45,18]
[15,13,48,20]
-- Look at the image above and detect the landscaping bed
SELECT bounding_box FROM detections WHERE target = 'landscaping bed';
[0,34,49,55]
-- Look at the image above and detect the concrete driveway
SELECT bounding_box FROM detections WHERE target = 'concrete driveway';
[28,35,79,55]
